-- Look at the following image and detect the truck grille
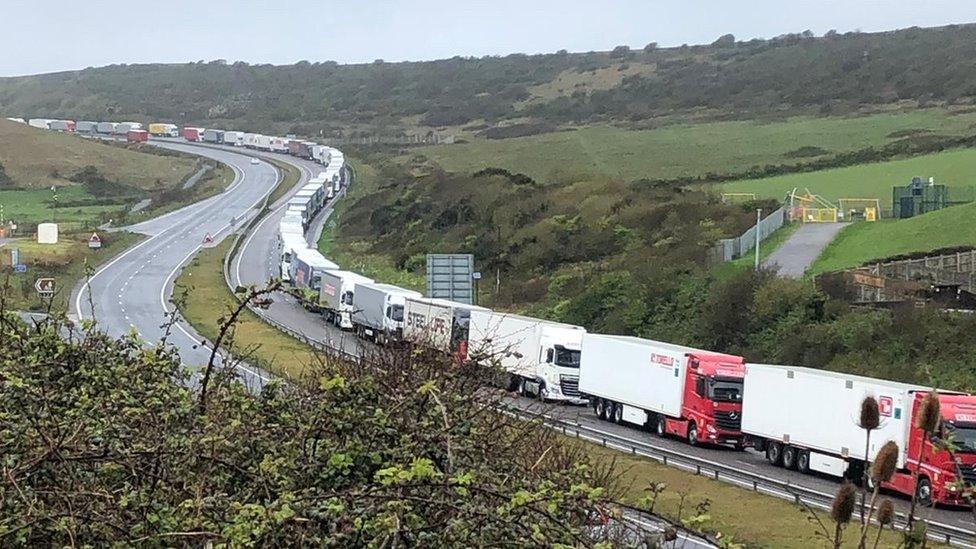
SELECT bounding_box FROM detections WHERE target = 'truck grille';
[714,410,742,431]
[559,375,580,398]
[959,464,976,486]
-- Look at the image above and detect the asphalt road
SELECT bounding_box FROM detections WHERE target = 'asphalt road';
[763,222,847,278]
[71,143,278,389]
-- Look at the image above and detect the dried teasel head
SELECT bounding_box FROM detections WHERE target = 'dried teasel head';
[877,499,895,526]
[916,392,941,433]
[871,441,899,484]
[830,481,857,524]
[860,396,880,430]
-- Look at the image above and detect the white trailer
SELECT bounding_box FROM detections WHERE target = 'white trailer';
[223,131,244,146]
[742,364,924,478]
[114,122,142,135]
[5,117,26,124]
[402,297,487,354]
[319,270,374,329]
[255,135,273,151]
[96,122,118,134]
[352,283,422,344]
[467,311,586,403]
[76,121,97,133]
[288,247,338,292]
[278,233,308,281]
[312,145,330,164]
[28,118,54,129]
[270,136,289,153]
[49,120,74,131]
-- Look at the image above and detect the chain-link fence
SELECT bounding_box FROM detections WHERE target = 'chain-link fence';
[707,207,786,265]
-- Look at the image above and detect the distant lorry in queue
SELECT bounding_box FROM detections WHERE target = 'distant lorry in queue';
[202,129,224,143]
[149,123,179,137]
[351,283,422,344]
[288,140,314,159]
[222,131,244,146]
[278,232,306,282]
[270,136,289,153]
[742,364,976,506]
[114,122,142,135]
[467,311,586,404]
[312,145,330,164]
[318,270,375,329]
[182,127,204,142]
[127,130,149,143]
[49,120,75,132]
[288,248,338,294]
[579,335,745,446]
[28,118,54,130]
[96,122,117,134]
[76,121,98,133]
[403,297,486,357]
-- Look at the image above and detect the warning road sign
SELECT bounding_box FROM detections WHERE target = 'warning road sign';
[89,232,102,249]
[35,278,55,296]
[202,233,214,245]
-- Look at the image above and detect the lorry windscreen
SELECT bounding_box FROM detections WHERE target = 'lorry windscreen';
[389,304,404,322]
[709,378,743,403]
[945,422,976,453]
[554,347,580,368]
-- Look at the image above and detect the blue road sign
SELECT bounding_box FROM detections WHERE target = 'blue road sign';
[13,264,27,274]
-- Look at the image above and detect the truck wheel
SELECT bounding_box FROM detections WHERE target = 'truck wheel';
[766,442,783,466]
[519,378,531,398]
[686,423,698,446]
[916,477,933,507]
[612,402,623,424]
[782,446,798,470]
[655,415,667,438]
[595,399,607,420]
[797,450,811,474]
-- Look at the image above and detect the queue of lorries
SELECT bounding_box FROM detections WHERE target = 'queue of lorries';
[12,114,976,507]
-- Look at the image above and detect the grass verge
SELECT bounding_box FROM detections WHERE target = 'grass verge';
[265,158,302,205]
[2,231,142,311]
[174,240,315,379]
[582,441,928,548]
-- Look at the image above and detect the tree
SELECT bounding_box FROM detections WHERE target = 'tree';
[610,45,632,58]
[712,33,735,47]
[643,42,658,53]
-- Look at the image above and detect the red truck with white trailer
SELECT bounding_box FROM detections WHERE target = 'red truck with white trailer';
[579,334,745,447]
[742,364,976,506]
[181,127,204,142]
[126,129,149,143]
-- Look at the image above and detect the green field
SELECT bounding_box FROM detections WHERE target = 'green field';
[722,147,976,207]
[418,109,976,183]
[0,186,124,227]
[809,202,976,274]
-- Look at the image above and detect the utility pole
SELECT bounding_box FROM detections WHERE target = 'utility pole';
[754,208,762,270]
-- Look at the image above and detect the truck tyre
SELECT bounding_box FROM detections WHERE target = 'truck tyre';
[782,446,798,470]
[508,375,521,393]
[797,450,811,474]
[596,399,607,420]
[686,423,698,446]
[766,442,783,466]
[655,415,667,438]
[612,402,623,424]
[916,477,933,507]
[519,378,531,398]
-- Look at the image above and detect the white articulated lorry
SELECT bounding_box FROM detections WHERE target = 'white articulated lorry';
[351,283,422,344]
[318,270,375,329]
[402,297,487,356]
[579,335,745,447]
[742,363,976,505]
[467,311,586,404]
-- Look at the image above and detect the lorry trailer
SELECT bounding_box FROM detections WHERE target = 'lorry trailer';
[28,118,54,129]
[76,121,98,133]
[742,363,976,506]
[96,122,117,134]
[148,123,179,137]
[202,129,224,143]
[49,120,75,132]
[351,283,422,344]
[467,311,586,404]
[127,130,149,143]
[222,131,244,146]
[182,127,204,142]
[288,248,338,292]
[114,122,142,135]
[402,297,487,356]
[580,335,745,446]
[318,270,375,329]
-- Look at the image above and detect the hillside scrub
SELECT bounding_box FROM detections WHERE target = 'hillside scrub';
[8,24,976,134]
[0,304,657,546]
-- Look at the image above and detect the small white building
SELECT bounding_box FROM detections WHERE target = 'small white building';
[37,223,59,244]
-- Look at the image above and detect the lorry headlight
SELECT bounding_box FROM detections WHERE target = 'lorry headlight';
[949,485,958,492]
[706,424,716,434]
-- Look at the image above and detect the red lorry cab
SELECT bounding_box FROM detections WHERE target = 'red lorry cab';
[887,393,976,506]
[182,127,203,142]
[666,352,745,446]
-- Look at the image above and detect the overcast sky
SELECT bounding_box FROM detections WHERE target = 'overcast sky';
[3,0,976,77]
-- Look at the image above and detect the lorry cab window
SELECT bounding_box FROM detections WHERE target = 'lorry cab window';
[553,346,580,368]
[695,376,706,397]
[709,377,743,403]
[944,422,976,453]
[545,348,554,363]
[389,304,404,322]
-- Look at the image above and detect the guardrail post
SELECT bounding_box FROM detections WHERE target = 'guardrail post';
[696,465,701,475]
[713,470,719,480]
[602,438,606,447]
[663,455,668,466]
[753,480,758,491]
[794,494,800,505]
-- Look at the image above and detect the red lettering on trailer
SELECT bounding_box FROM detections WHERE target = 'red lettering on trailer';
[650,353,674,367]
[879,396,893,417]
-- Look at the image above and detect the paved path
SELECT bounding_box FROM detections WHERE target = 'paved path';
[763,222,846,278]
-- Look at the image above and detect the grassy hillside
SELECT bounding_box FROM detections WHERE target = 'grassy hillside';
[6,24,976,135]
[0,119,198,190]
[721,147,976,206]
[809,203,976,274]
[418,109,976,182]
